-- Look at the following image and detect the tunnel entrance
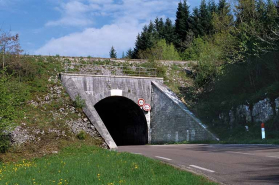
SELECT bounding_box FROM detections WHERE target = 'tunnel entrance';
[94,96,148,146]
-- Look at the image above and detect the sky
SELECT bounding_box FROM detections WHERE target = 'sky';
[0,0,204,58]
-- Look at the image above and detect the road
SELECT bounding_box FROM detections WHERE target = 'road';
[117,144,279,185]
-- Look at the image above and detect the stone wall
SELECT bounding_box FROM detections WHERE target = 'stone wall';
[29,55,196,66]
[151,81,218,143]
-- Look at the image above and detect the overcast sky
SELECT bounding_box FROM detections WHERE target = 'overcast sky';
[0,0,205,58]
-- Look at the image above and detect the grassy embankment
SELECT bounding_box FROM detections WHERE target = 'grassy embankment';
[0,144,217,185]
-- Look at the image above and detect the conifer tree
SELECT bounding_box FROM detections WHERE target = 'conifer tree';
[133,24,157,58]
[175,0,191,51]
[109,46,117,58]
[199,0,211,36]
[164,18,176,45]
[126,48,133,59]
[154,17,165,39]
[213,0,233,33]
[218,0,226,13]
[190,7,201,37]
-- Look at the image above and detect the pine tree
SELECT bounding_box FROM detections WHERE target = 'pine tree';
[235,0,257,25]
[109,46,117,58]
[208,0,217,13]
[154,17,165,39]
[147,21,155,34]
[190,7,201,37]
[218,0,226,13]
[175,1,185,37]
[175,0,191,50]
[126,48,133,59]
[164,18,176,45]
[133,24,157,58]
[207,0,218,33]
[199,0,211,36]
[213,0,233,33]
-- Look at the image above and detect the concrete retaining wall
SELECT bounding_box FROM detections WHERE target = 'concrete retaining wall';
[151,81,218,143]
[61,74,218,149]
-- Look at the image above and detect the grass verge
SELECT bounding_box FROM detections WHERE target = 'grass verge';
[0,144,217,185]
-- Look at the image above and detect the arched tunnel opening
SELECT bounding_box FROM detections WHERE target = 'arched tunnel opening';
[94,96,148,146]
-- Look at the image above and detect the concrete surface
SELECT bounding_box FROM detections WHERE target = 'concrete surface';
[151,81,218,143]
[118,144,279,185]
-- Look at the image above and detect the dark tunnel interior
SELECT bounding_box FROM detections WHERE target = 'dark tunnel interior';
[94,96,148,146]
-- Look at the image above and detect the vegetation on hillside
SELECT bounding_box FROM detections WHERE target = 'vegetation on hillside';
[125,0,279,141]
[0,31,107,156]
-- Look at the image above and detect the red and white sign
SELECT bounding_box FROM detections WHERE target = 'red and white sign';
[138,98,145,107]
[143,103,151,112]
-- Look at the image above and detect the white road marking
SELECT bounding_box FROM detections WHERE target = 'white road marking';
[228,151,256,156]
[189,165,215,173]
[229,152,279,159]
[267,156,279,158]
[132,153,142,155]
[155,156,172,161]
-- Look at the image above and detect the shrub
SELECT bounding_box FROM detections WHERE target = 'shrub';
[73,95,85,109]
[76,131,86,140]
[0,135,10,153]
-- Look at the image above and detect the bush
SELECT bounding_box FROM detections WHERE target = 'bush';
[76,131,86,140]
[73,95,85,109]
[139,39,181,61]
[0,135,10,153]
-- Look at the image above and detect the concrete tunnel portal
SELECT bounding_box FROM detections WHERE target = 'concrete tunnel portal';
[94,96,148,146]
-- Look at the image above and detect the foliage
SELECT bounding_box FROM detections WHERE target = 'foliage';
[109,46,117,58]
[77,131,87,140]
[234,0,279,59]
[132,19,176,58]
[0,145,217,185]
[138,39,181,61]
[0,54,64,153]
[196,50,279,133]
[0,70,30,153]
[73,95,86,109]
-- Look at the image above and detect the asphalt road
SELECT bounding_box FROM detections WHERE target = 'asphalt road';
[117,144,279,185]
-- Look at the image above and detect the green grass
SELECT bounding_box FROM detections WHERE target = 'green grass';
[0,145,217,185]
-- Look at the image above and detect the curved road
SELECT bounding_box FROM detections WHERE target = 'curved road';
[117,144,279,185]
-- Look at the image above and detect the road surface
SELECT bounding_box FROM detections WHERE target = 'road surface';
[117,144,279,185]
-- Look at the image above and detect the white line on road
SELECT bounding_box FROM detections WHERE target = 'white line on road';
[228,151,256,156]
[132,153,142,155]
[155,156,172,161]
[267,156,279,158]
[189,165,215,173]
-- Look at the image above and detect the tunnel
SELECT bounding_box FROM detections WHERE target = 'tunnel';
[94,96,148,146]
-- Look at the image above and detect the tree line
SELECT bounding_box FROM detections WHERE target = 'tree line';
[112,0,278,87]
